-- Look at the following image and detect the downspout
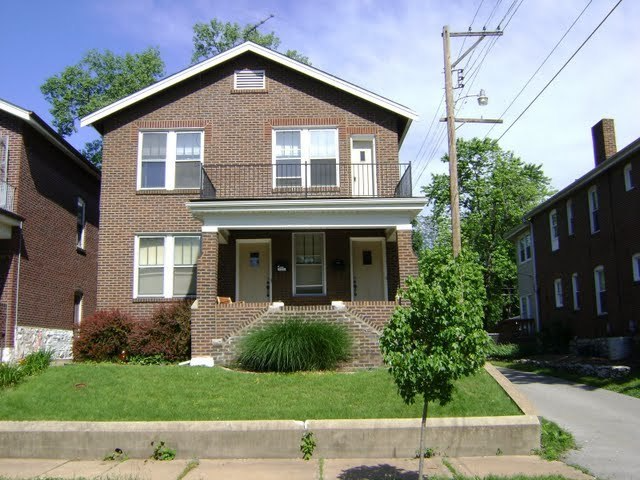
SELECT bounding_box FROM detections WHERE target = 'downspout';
[12,222,23,359]
[529,221,541,333]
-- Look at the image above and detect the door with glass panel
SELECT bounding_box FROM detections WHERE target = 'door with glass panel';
[351,238,386,301]
[351,139,376,196]
[237,240,271,302]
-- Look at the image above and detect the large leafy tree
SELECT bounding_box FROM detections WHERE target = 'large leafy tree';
[41,48,165,167]
[192,18,310,65]
[380,245,489,480]
[422,137,553,327]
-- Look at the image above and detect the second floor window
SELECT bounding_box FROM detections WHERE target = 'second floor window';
[549,210,559,251]
[554,278,563,308]
[566,199,575,236]
[139,131,203,190]
[594,265,607,315]
[76,197,86,250]
[632,253,640,282]
[588,185,600,233]
[518,234,532,263]
[624,163,634,191]
[571,273,580,310]
[273,128,338,188]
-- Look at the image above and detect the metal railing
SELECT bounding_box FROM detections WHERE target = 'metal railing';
[199,162,412,200]
[0,180,15,212]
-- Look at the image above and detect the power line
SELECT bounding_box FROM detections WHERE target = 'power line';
[485,0,592,139]
[484,0,504,27]
[497,0,622,141]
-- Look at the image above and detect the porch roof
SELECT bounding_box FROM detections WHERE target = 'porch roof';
[187,197,426,231]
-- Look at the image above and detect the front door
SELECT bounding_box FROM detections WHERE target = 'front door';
[351,238,386,301]
[237,240,271,302]
[351,139,376,196]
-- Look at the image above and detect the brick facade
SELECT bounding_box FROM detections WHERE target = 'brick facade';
[0,109,100,359]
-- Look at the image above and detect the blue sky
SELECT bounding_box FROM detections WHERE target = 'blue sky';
[1,0,638,193]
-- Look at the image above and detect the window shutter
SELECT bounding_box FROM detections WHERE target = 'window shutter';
[234,70,266,90]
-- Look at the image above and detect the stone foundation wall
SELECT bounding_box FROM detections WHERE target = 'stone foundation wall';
[15,326,73,360]
[570,336,633,360]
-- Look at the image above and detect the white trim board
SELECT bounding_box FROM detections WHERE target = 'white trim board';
[79,42,418,143]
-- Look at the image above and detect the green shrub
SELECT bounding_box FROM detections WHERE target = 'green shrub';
[20,349,53,376]
[127,301,191,362]
[0,363,24,388]
[237,318,352,372]
[73,310,134,362]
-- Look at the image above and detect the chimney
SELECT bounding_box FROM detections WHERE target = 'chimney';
[591,119,617,166]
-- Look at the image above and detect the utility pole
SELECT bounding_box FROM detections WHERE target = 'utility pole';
[441,25,503,257]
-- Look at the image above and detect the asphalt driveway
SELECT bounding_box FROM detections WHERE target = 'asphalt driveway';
[499,367,640,480]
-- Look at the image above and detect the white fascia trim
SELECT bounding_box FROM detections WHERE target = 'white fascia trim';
[0,99,30,121]
[80,42,419,128]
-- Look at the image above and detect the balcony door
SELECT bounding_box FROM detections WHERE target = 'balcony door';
[351,138,376,196]
[350,238,387,301]
[236,239,271,302]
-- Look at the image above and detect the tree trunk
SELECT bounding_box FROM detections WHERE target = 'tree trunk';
[418,398,428,480]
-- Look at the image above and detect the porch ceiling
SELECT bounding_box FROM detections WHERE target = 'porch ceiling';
[187,197,426,231]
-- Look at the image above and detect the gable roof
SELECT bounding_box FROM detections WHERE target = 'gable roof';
[79,42,419,143]
[0,98,100,179]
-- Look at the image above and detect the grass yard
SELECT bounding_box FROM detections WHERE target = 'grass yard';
[0,364,521,421]
[494,360,640,399]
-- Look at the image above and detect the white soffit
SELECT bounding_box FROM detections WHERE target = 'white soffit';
[80,42,419,128]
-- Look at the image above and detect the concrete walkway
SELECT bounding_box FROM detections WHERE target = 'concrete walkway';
[499,367,640,480]
[0,456,592,479]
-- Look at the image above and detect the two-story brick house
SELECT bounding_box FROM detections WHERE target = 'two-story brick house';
[81,42,426,366]
[0,99,100,361]
[509,119,639,358]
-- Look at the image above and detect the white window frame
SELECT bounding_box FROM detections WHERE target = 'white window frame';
[234,69,266,90]
[632,253,640,282]
[74,290,83,327]
[76,197,86,250]
[588,185,600,234]
[624,163,633,191]
[272,128,340,189]
[520,295,532,319]
[554,278,563,308]
[549,209,559,251]
[133,234,201,299]
[292,232,326,296]
[571,273,580,311]
[518,234,532,263]
[594,265,607,315]
[566,199,575,236]
[137,130,204,191]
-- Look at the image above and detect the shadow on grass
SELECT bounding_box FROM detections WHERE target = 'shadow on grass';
[337,464,418,480]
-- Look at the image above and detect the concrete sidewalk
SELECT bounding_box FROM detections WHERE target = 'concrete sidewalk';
[0,456,593,479]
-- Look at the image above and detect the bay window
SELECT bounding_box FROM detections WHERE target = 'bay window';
[139,131,203,190]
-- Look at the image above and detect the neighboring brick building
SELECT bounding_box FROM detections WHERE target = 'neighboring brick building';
[80,42,425,366]
[0,99,100,361]
[510,119,639,358]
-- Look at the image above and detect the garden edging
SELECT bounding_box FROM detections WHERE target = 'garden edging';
[0,364,540,459]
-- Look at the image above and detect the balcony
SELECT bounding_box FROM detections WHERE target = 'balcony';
[0,180,15,213]
[200,162,412,200]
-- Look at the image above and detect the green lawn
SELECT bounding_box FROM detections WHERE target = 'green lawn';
[495,360,640,399]
[0,364,521,421]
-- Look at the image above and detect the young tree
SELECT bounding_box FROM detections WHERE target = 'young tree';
[422,137,553,327]
[191,18,311,65]
[380,245,489,479]
[40,48,165,167]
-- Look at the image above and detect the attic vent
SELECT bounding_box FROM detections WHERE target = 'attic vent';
[234,70,266,90]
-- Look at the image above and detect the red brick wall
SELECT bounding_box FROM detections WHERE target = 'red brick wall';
[533,149,640,338]
[97,52,405,317]
[0,112,100,347]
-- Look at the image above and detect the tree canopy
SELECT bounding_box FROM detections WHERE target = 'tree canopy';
[41,48,165,137]
[422,137,553,327]
[191,18,310,64]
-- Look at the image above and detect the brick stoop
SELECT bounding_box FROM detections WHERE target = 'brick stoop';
[211,303,396,368]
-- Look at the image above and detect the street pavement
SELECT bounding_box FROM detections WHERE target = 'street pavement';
[0,456,592,479]
[499,367,640,480]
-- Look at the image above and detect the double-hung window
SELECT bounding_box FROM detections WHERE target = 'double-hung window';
[520,295,532,319]
[624,163,633,191]
[594,266,607,315]
[549,210,559,251]
[274,129,338,188]
[633,253,640,282]
[518,234,532,263]
[293,232,325,295]
[566,199,575,236]
[554,278,563,308]
[571,273,580,310]
[139,131,203,190]
[76,197,86,250]
[135,235,200,298]
[588,186,600,233]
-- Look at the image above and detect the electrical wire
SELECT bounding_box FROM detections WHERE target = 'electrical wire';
[497,0,622,141]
